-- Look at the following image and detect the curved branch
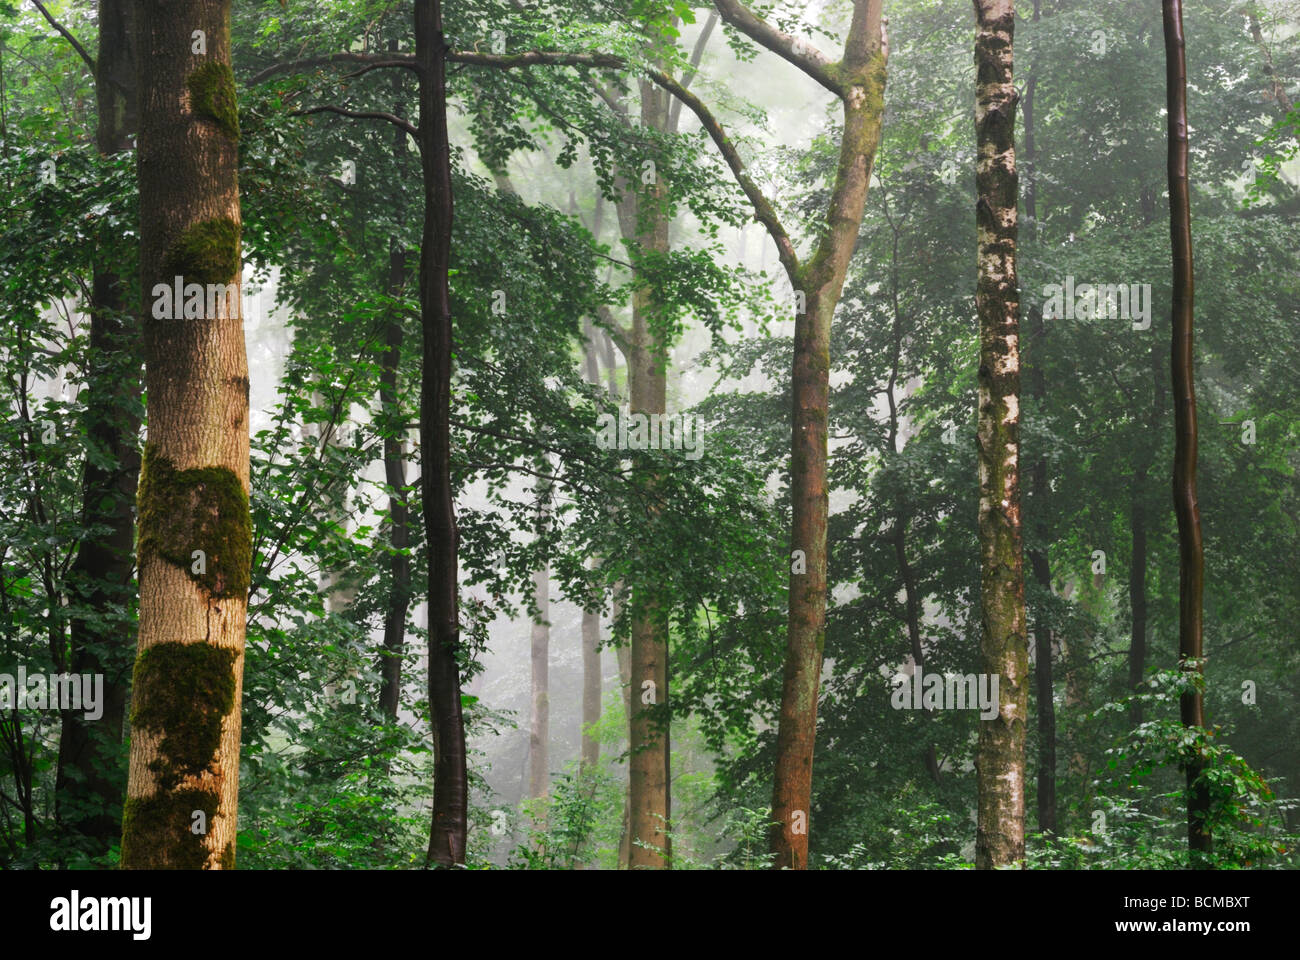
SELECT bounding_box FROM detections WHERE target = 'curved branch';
[29,0,96,74]
[291,104,418,138]
[250,52,418,85]
[447,50,626,69]
[712,0,841,95]
[646,69,799,282]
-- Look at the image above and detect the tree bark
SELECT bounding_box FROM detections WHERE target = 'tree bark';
[761,0,887,870]
[121,0,248,870]
[973,0,1027,870]
[416,0,467,868]
[55,0,140,857]
[1162,0,1211,858]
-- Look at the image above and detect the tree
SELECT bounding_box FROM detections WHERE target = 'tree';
[972,0,1026,870]
[39,0,141,859]
[121,0,249,869]
[692,0,889,871]
[1162,0,1210,858]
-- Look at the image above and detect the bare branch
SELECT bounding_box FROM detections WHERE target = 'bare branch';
[711,0,841,95]
[291,104,418,138]
[448,50,626,69]
[29,0,96,75]
[250,52,418,85]
[669,11,720,132]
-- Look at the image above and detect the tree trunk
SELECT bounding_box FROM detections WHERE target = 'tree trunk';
[1162,0,1210,858]
[973,0,1027,870]
[121,0,249,870]
[1020,0,1054,835]
[378,243,411,719]
[528,560,550,800]
[767,0,886,870]
[580,325,603,772]
[416,0,467,868]
[378,48,412,722]
[55,0,140,857]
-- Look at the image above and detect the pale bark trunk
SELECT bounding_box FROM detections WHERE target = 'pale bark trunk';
[122,0,248,870]
[973,0,1027,870]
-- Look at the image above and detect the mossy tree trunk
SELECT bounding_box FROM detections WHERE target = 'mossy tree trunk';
[972,0,1027,871]
[714,0,888,871]
[121,0,249,870]
[1162,0,1211,859]
[55,0,140,857]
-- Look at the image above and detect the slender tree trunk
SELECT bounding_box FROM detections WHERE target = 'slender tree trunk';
[973,0,1027,870]
[122,0,249,870]
[55,0,139,856]
[528,559,550,800]
[580,325,603,772]
[880,194,939,784]
[1162,0,1210,859]
[1020,0,1054,835]
[378,242,411,719]
[416,0,467,867]
[767,0,887,870]
[378,48,412,722]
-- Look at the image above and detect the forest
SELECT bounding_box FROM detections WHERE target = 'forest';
[0,0,1297,873]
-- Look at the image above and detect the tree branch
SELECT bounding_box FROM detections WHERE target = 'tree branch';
[29,0,96,75]
[646,69,799,281]
[448,50,625,69]
[291,104,418,138]
[250,52,418,85]
[669,10,720,132]
[711,0,841,95]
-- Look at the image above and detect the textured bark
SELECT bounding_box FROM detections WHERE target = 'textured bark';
[973,0,1027,870]
[417,0,467,867]
[121,0,248,870]
[55,0,139,856]
[1162,0,1211,857]
[764,0,887,870]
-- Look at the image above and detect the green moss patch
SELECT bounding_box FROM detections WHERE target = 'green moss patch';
[131,641,238,790]
[121,787,220,869]
[186,62,239,141]
[162,217,240,287]
[137,443,251,598]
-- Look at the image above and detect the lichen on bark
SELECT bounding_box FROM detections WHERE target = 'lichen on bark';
[137,443,251,598]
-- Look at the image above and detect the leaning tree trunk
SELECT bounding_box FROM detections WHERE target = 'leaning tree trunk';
[121,0,249,870]
[55,0,140,857]
[973,0,1027,871]
[417,0,467,868]
[1162,0,1211,859]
